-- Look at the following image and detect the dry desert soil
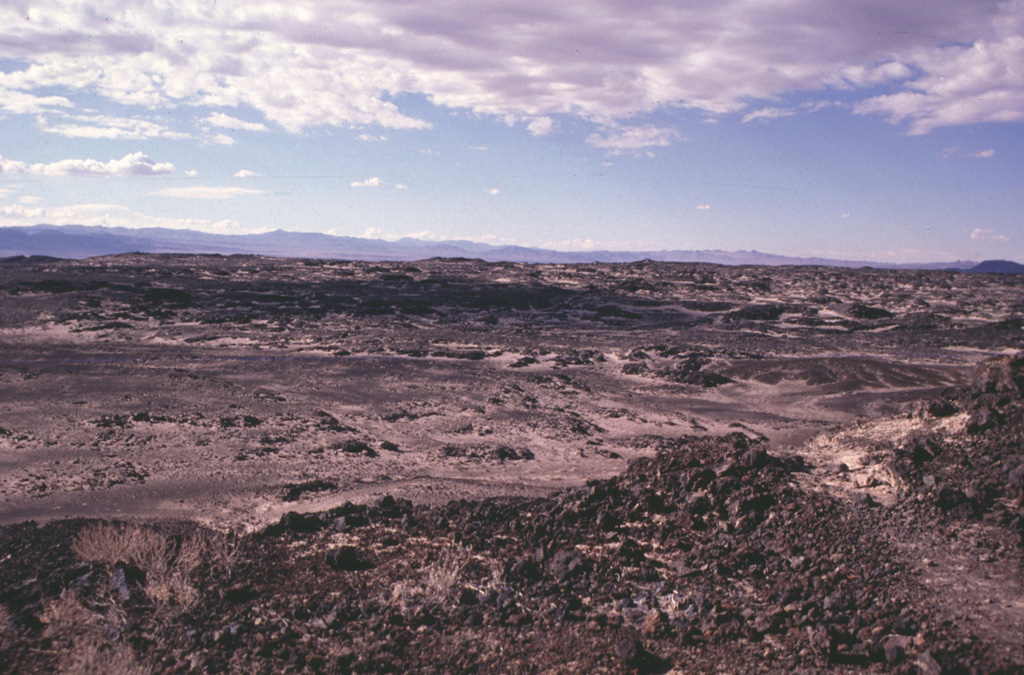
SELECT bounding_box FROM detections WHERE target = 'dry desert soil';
[1,254,1023,673]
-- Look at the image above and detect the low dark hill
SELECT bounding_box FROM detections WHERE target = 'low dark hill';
[968,260,1024,274]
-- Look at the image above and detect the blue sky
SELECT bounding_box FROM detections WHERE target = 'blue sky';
[0,1,1022,263]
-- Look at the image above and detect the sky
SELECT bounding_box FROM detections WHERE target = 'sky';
[0,1,1022,263]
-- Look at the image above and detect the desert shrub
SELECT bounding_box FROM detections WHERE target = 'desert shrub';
[72,524,208,611]
[41,590,148,675]
[389,544,502,616]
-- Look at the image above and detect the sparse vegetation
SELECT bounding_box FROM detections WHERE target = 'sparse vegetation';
[2,256,1024,672]
[72,523,207,611]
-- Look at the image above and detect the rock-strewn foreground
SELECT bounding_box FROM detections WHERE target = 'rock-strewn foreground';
[1,255,1023,673]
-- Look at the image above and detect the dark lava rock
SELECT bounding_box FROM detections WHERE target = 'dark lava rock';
[615,637,670,673]
[848,303,894,320]
[270,511,326,534]
[325,545,372,571]
[109,562,147,603]
[283,479,337,502]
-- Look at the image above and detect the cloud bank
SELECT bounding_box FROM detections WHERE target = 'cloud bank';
[0,152,174,177]
[0,0,1019,140]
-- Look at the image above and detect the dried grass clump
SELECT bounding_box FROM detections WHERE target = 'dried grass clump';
[41,590,148,675]
[390,544,499,613]
[71,523,208,612]
[72,523,167,570]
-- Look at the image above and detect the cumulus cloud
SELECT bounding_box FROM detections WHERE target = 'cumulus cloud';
[486,188,501,195]
[586,124,680,153]
[351,176,387,187]
[0,1,1017,138]
[202,112,268,132]
[696,204,711,210]
[0,152,174,177]
[395,183,408,189]
[972,149,996,158]
[356,134,387,142]
[526,116,554,136]
[152,187,264,200]
[970,227,1010,241]
[855,38,1024,134]
[234,169,261,178]
[211,133,235,145]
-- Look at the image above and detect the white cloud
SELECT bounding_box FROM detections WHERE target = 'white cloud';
[395,183,408,189]
[18,195,42,204]
[468,145,488,151]
[972,149,996,158]
[234,169,261,178]
[202,112,268,132]
[841,213,851,218]
[36,114,191,140]
[0,152,174,177]
[356,134,387,142]
[358,227,513,245]
[586,124,680,153]
[0,88,73,115]
[743,100,835,124]
[185,170,198,177]
[486,188,501,195]
[152,187,264,200]
[742,107,798,124]
[855,37,1024,134]
[0,202,251,232]
[696,204,711,210]
[459,233,517,246]
[351,176,387,187]
[526,116,554,136]
[0,1,1018,137]
[970,227,1010,241]
[211,133,235,145]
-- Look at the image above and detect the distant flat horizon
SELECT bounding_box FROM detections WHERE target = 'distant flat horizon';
[2,223,1012,271]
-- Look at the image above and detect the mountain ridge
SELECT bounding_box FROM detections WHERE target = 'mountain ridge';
[0,223,986,270]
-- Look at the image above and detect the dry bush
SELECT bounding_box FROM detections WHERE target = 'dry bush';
[72,523,209,612]
[71,523,167,569]
[389,544,499,613]
[41,590,149,675]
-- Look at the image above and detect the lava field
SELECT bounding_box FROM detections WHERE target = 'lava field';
[1,254,1022,673]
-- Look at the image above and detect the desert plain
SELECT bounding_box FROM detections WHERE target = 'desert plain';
[1,254,1023,673]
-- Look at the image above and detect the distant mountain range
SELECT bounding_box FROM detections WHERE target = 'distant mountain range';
[0,224,1010,271]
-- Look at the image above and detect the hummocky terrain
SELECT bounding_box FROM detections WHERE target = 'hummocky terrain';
[0,254,1022,673]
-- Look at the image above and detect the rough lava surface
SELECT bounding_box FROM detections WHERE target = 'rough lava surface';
[0,254,1022,672]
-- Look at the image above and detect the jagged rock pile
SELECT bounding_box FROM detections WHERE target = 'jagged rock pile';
[5,431,1013,673]
[898,354,1024,539]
